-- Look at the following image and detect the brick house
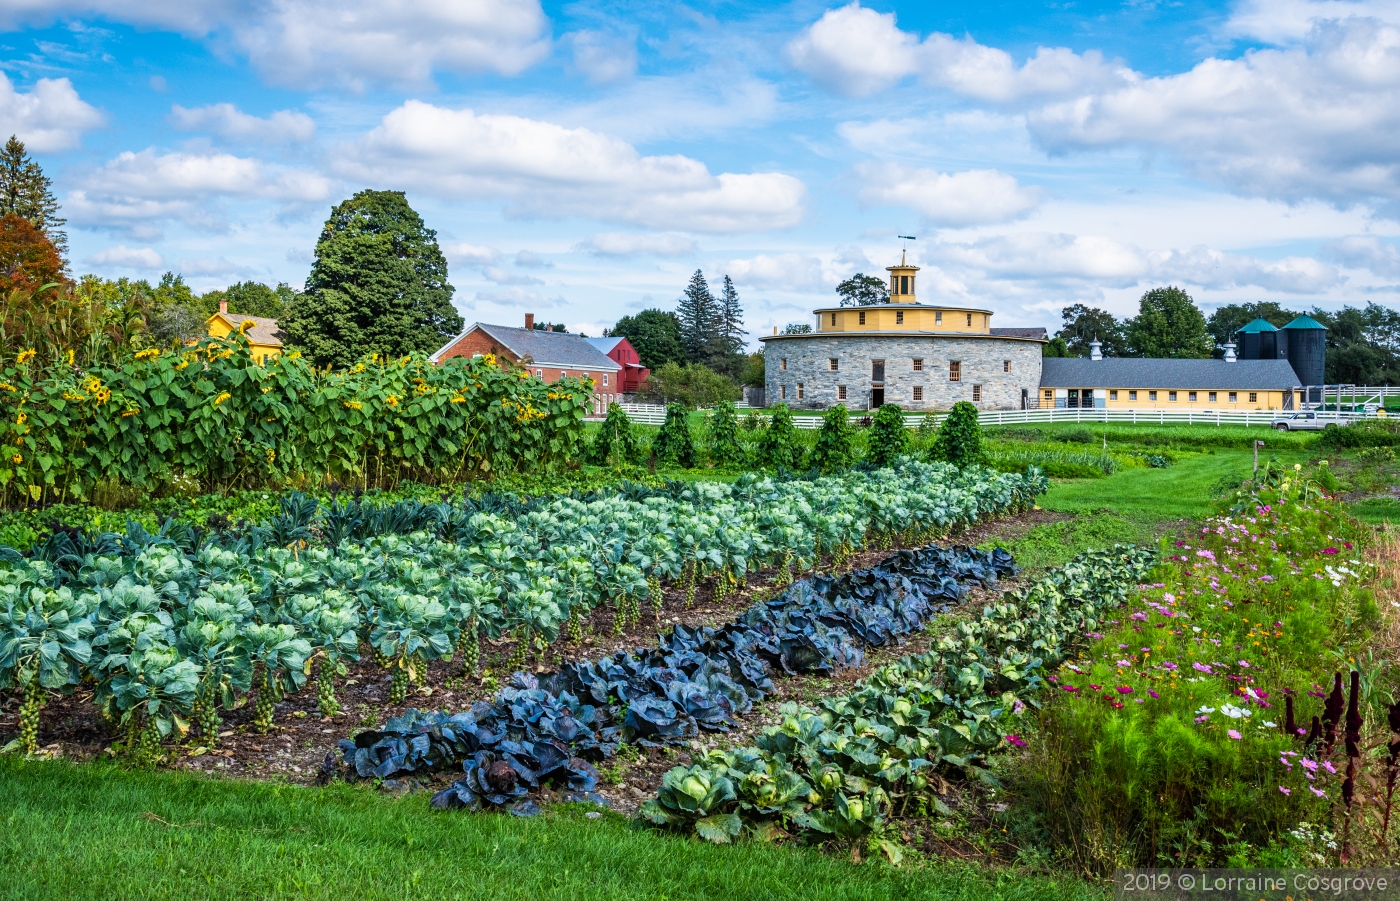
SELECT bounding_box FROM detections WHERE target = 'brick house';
[584,336,650,395]
[430,313,622,412]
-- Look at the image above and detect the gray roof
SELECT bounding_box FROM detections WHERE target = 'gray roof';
[215,313,284,347]
[991,327,1048,340]
[1041,357,1301,390]
[432,323,619,369]
[586,336,624,354]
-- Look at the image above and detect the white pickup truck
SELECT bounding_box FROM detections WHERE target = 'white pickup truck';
[1270,411,1352,431]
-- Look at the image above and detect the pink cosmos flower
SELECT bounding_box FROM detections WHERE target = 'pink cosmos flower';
[1311,787,1327,798]
[1148,690,1160,699]
[1279,786,1291,796]
[1228,730,1242,740]
[1005,734,1027,748]
[1116,686,1133,694]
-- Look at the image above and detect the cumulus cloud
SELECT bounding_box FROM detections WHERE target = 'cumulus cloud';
[1225,0,1400,43]
[335,101,806,232]
[178,256,261,278]
[927,231,1343,293]
[444,243,501,266]
[84,244,163,269]
[0,72,103,151]
[171,103,315,143]
[564,29,637,85]
[514,249,551,268]
[474,286,558,308]
[855,162,1043,226]
[482,266,542,285]
[723,253,826,291]
[573,232,696,256]
[1,0,550,90]
[66,148,334,238]
[1028,17,1400,210]
[1322,234,1400,274]
[785,2,1132,101]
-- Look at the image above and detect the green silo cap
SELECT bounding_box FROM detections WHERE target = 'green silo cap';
[1235,317,1279,333]
[1282,314,1327,330]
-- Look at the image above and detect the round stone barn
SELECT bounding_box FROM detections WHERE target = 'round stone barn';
[761,254,1045,411]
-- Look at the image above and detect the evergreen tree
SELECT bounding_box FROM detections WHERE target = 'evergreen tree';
[651,403,698,468]
[718,275,746,355]
[284,190,462,369]
[810,404,856,473]
[865,403,908,468]
[1124,286,1212,359]
[676,269,720,364]
[0,137,65,259]
[707,400,746,468]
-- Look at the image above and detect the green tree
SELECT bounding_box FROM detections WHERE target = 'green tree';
[1204,302,1300,355]
[283,190,462,369]
[739,352,765,388]
[1310,304,1400,385]
[532,321,569,332]
[0,136,65,259]
[718,275,746,355]
[930,401,982,466]
[756,403,804,470]
[707,400,746,468]
[651,403,698,468]
[586,403,642,466]
[642,362,741,408]
[609,309,685,370]
[783,322,813,335]
[865,403,908,468]
[1042,337,1070,358]
[676,269,721,364]
[810,404,855,472]
[1056,304,1126,356]
[1124,286,1212,359]
[835,273,889,306]
[199,281,296,320]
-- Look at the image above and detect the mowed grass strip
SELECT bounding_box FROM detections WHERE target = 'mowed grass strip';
[0,758,1102,901]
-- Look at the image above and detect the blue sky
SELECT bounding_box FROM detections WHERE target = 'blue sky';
[2,0,1399,345]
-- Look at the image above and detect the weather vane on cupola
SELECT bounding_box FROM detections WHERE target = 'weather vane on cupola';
[890,236,919,302]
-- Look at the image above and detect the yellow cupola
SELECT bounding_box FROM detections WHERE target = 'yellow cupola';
[887,249,919,303]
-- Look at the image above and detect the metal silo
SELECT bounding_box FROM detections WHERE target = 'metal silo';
[1235,318,1279,360]
[1283,315,1327,396]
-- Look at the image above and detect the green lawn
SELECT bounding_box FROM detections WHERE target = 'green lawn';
[0,758,1102,901]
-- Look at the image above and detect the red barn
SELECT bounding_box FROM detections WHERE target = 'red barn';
[585,336,650,395]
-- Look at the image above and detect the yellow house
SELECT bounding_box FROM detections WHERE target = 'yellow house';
[1039,354,1303,411]
[206,301,284,362]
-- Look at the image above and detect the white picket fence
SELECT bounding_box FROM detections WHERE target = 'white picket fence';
[592,402,1378,429]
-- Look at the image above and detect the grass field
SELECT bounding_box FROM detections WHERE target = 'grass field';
[0,757,1100,901]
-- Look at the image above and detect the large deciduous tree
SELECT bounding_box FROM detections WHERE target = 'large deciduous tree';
[0,137,65,259]
[284,190,462,368]
[609,309,686,370]
[1124,286,1213,359]
[0,214,65,294]
[1204,302,1300,355]
[835,273,889,306]
[1056,304,1126,357]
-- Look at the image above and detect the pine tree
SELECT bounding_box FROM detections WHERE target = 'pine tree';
[676,269,719,364]
[718,275,746,355]
[0,137,65,260]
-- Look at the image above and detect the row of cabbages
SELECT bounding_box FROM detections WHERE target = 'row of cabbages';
[0,460,1046,755]
[642,545,1159,852]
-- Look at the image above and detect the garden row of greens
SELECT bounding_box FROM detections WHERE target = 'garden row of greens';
[641,544,1157,854]
[0,335,592,504]
[1024,461,1382,871]
[0,460,1046,756]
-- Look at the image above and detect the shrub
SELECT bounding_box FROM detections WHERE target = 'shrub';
[930,401,983,466]
[707,401,746,468]
[586,403,642,466]
[810,404,856,473]
[1317,419,1400,450]
[642,362,741,408]
[756,403,804,470]
[650,403,698,468]
[863,404,908,468]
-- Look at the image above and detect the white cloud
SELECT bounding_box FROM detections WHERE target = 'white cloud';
[723,253,826,291]
[482,266,542,285]
[1226,0,1400,44]
[855,162,1043,226]
[514,249,551,268]
[67,148,334,238]
[1322,234,1400,274]
[1028,17,1400,210]
[178,256,261,278]
[1,0,550,90]
[927,231,1344,293]
[84,244,163,269]
[171,103,315,143]
[444,243,501,266]
[564,29,636,85]
[574,232,697,256]
[785,2,1132,101]
[474,286,557,308]
[335,101,807,232]
[0,72,103,151]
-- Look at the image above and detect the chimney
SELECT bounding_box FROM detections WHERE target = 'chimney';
[219,299,228,314]
[1089,338,1103,361]
[1223,341,1237,363]
[524,313,535,330]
